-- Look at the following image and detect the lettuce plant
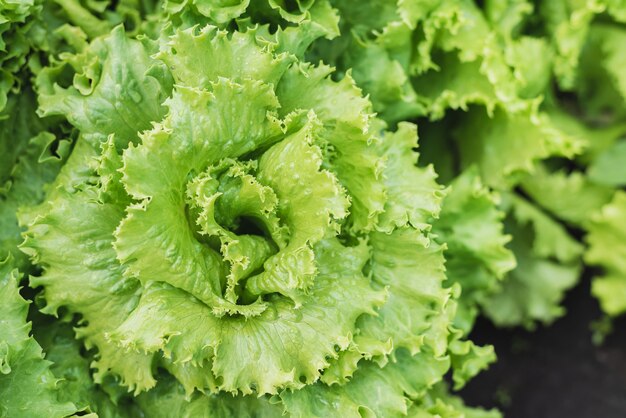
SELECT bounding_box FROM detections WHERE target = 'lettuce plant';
[514,0,626,322]
[9,19,497,416]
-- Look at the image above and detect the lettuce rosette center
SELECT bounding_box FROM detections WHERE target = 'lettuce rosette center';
[184,158,282,307]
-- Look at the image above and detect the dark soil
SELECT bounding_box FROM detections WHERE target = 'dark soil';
[460,271,626,418]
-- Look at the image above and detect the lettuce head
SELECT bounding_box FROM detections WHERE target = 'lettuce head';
[15,20,495,416]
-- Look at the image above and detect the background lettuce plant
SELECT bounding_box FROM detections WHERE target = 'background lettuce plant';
[304,0,587,331]
[302,0,626,333]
